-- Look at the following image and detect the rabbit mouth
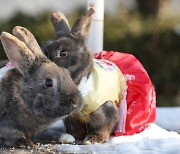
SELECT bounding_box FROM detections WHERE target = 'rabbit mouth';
[42,106,78,118]
[33,101,82,119]
[31,93,83,118]
[70,100,83,114]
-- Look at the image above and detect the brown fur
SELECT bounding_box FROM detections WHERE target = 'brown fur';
[43,9,120,144]
[0,27,83,148]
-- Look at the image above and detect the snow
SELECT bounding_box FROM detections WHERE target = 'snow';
[155,107,180,133]
[55,124,180,153]
[52,107,180,153]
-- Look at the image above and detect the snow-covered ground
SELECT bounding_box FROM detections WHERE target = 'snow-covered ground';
[52,107,180,154]
[155,107,180,133]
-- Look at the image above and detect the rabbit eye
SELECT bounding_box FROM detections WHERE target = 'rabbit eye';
[57,49,67,57]
[45,79,53,87]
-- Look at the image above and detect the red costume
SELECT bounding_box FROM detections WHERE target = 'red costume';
[95,51,156,136]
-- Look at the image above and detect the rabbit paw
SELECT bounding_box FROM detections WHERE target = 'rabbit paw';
[0,137,33,148]
[18,138,34,148]
[58,133,75,144]
[84,134,106,144]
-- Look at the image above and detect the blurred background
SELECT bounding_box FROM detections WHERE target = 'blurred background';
[0,0,179,107]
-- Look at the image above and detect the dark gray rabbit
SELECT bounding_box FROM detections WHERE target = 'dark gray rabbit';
[0,26,83,148]
[43,9,125,144]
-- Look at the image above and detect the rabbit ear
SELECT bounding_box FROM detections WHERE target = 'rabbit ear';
[0,32,35,74]
[51,11,70,38]
[12,26,44,58]
[71,8,95,39]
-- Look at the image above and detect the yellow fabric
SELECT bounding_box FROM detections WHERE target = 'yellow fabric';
[74,59,126,123]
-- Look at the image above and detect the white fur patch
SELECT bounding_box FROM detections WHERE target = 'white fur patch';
[58,133,75,144]
[77,73,93,98]
[0,65,14,81]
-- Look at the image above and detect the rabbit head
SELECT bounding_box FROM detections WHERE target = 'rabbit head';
[0,26,83,147]
[3,26,82,117]
[43,9,95,84]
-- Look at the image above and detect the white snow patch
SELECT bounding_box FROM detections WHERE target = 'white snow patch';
[155,107,180,133]
[55,123,180,153]
[46,107,180,153]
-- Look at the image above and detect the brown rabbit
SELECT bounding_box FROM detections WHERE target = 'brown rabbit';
[0,26,83,148]
[43,9,127,144]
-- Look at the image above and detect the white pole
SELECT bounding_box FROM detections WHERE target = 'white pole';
[87,0,104,53]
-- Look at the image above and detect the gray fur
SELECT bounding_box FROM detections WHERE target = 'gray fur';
[0,27,83,148]
[43,9,120,144]
[51,11,71,38]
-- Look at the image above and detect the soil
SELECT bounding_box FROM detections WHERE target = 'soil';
[0,143,93,154]
[0,143,59,154]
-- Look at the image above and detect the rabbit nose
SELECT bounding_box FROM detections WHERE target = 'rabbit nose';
[71,95,79,107]
[71,93,83,109]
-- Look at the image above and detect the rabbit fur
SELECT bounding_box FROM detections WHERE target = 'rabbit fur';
[0,26,83,148]
[43,9,121,144]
